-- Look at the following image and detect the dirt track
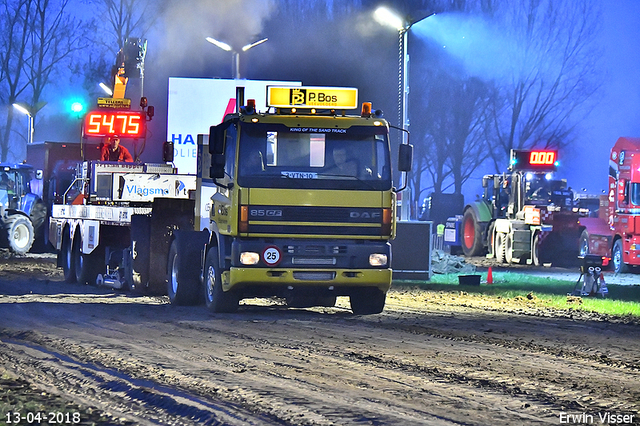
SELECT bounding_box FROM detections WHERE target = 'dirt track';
[1,254,639,425]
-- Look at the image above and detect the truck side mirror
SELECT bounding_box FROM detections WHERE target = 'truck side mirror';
[210,154,225,179]
[162,141,174,162]
[209,123,228,155]
[208,123,228,179]
[146,105,155,120]
[398,144,413,172]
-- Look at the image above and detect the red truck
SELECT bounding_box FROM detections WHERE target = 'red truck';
[580,137,640,274]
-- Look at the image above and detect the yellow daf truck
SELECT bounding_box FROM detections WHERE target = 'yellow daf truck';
[168,86,412,314]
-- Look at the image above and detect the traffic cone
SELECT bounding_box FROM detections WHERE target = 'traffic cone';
[487,266,493,284]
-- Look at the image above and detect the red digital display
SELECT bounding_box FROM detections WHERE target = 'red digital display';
[83,110,145,138]
[529,151,556,165]
[510,149,558,171]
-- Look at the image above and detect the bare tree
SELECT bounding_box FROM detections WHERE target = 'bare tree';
[26,0,89,132]
[0,0,33,161]
[485,0,602,168]
[86,0,166,53]
[410,67,491,217]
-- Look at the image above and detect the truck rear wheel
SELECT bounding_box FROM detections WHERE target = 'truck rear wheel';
[350,288,386,315]
[167,237,202,305]
[204,247,238,313]
[505,233,514,263]
[73,233,103,285]
[461,209,484,257]
[5,215,34,255]
[612,239,630,274]
[61,228,76,283]
[532,233,541,266]
[495,232,506,263]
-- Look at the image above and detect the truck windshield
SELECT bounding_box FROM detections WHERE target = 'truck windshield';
[237,123,392,190]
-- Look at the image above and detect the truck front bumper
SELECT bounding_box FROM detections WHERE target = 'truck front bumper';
[223,267,392,294]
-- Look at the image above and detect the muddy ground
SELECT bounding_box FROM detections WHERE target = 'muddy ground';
[0,253,639,425]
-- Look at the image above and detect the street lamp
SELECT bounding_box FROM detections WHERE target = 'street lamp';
[99,82,113,96]
[374,6,434,220]
[205,36,268,79]
[12,103,34,145]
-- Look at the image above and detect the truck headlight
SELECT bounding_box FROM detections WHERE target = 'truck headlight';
[240,252,260,265]
[369,253,388,267]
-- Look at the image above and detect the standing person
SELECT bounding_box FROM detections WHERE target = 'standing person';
[101,136,133,162]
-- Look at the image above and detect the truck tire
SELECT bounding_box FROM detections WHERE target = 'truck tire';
[505,233,514,263]
[350,287,386,315]
[167,237,202,306]
[203,247,239,313]
[495,232,506,263]
[532,233,541,266]
[461,209,484,257]
[5,215,34,255]
[73,233,103,285]
[612,239,630,274]
[61,228,76,283]
[579,230,590,257]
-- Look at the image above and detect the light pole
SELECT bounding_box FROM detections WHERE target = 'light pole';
[374,6,434,220]
[99,82,113,96]
[205,36,268,79]
[12,103,34,145]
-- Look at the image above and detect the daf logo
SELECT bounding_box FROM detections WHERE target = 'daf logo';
[350,211,381,219]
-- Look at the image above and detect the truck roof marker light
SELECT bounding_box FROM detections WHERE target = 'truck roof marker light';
[310,108,317,114]
[251,117,259,123]
[361,102,372,117]
[545,172,553,180]
[526,172,534,181]
[241,99,256,115]
[373,120,383,126]
[291,108,297,114]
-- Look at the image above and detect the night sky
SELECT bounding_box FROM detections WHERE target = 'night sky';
[22,0,640,203]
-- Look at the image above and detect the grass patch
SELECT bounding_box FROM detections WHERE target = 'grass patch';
[394,271,640,318]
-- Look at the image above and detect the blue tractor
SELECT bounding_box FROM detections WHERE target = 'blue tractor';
[0,163,46,254]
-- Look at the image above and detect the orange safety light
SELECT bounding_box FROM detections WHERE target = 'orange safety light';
[239,205,249,233]
[361,102,372,117]
[245,99,256,114]
[381,208,392,235]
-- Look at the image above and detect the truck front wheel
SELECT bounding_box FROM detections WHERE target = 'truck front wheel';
[579,230,590,257]
[461,209,484,257]
[203,247,238,313]
[612,239,630,274]
[6,215,34,255]
[350,288,386,315]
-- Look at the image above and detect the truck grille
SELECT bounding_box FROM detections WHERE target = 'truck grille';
[247,205,384,237]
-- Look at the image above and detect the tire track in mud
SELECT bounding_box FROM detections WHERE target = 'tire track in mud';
[0,335,284,426]
[8,307,638,426]
[2,266,639,425]
[173,314,640,420]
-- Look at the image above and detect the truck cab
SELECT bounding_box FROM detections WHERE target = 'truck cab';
[173,86,412,314]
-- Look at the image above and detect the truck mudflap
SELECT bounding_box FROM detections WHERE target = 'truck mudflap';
[223,268,392,294]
